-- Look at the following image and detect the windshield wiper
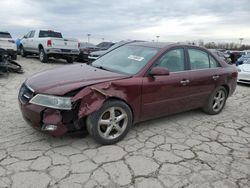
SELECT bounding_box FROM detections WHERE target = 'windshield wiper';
[92,64,110,71]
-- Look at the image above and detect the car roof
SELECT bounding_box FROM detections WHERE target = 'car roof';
[128,42,175,49]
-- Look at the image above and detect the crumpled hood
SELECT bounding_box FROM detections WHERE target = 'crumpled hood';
[26,64,130,95]
[239,64,250,72]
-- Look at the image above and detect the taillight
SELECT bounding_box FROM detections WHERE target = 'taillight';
[47,40,52,47]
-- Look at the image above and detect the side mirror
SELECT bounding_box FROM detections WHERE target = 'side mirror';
[149,67,170,76]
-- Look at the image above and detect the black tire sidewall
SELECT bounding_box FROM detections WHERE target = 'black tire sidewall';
[87,100,133,145]
[39,48,48,63]
[20,46,26,57]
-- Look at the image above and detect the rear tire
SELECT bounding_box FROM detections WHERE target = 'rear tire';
[87,100,133,145]
[39,48,48,63]
[202,86,228,115]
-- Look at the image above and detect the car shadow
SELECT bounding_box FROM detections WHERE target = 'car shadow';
[237,83,250,87]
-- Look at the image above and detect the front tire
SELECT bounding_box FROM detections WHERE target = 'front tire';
[39,48,48,63]
[87,100,133,145]
[66,57,74,63]
[203,86,228,115]
[20,46,26,57]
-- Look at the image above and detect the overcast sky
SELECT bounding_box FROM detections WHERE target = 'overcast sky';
[1,0,250,44]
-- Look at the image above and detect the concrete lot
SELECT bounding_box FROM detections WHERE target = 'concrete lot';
[0,56,250,188]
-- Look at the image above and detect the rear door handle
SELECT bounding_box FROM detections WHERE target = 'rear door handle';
[212,75,220,80]
[180,79,190,85]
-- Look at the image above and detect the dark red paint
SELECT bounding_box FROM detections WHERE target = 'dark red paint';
[19,43,238,136]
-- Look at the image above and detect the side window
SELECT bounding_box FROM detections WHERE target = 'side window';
[155,48,185,72]
[188,49,210,70]
[25,31,31,38]
[29,31,35,38]
[209,55,219,68]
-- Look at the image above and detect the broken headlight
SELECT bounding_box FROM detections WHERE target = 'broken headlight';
[30,94,72,110]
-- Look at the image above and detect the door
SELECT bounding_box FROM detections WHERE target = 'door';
[141,48,191,121]
[21,31,31,50]
[28,30,37,52]
[186,48,223,108]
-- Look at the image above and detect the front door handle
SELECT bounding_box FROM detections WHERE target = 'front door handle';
[212,75,220,80]
[180,79,190,85]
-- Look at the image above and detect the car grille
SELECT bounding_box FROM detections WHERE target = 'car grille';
[19,84,34,104]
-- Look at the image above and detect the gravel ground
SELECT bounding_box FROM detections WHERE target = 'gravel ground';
[0,56,250,188]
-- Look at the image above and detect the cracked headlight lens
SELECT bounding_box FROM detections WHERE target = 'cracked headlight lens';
[30,94,72,110]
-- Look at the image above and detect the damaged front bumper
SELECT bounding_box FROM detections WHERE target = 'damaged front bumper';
[18,84,81,136]
[19,102,76,136]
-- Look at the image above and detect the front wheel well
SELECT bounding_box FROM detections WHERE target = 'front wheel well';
[221,84,229,96]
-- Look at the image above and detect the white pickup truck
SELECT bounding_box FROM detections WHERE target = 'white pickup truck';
[20,30,79,63]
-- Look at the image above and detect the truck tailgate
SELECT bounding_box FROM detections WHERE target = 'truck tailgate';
[0,39,16,49]
[51,38,78,49]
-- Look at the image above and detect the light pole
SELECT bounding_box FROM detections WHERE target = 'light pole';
[87,34,91,43]
[156,36,160,42]
[239,38,244,45]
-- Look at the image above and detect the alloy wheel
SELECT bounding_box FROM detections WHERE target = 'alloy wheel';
[97,107,128,140]
[212,89,226,112]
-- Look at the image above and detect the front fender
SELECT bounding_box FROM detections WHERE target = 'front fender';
[71,82,128,119]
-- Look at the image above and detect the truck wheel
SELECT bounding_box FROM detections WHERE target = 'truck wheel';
[39,48,48,63]
[87,100,133,145]
[66,57,74,63]
[202,86,228,115]
[20,46,26,57]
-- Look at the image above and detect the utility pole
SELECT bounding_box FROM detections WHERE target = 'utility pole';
[87,34,91,43]
[156,36,160,42]
[239,38,244,45]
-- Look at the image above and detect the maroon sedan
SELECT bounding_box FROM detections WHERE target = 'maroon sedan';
[18,42,237,144]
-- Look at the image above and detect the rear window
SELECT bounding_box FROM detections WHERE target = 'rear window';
[0,32,11,38]
[39,31,62,38]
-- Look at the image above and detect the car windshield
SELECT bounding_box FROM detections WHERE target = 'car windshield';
[92,45,158,75]
[0,32,11,38]
[39,31,63,38]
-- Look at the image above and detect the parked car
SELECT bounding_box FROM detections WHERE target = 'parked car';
[96,42,114,50]
[228,51,245,64]
[208,49,230,63]
[18,42,238,144]
[77,42,99,62]
[236,54,250,66]
[87,42,114,60]
[20,29,79,63]
[243,50,250,55]
[88,40,143,61]
[0,31,17,60]
[237,58,250,84]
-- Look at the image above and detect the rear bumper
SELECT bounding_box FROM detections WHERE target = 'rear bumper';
[46,48,79,56]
